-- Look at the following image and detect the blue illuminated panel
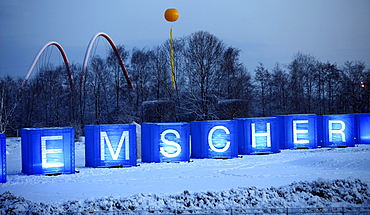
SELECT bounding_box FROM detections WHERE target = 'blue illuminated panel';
[236,117,279,155]
[354,113,370,144]
[141,123,190,163]
[85,124,136,167]
[0,134,6,183]
[191,121,237,158]
[21,127,75,175]
[321,114,355,147]
[277,115,318,149]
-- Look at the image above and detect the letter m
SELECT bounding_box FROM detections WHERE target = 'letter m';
[100,131,129,161]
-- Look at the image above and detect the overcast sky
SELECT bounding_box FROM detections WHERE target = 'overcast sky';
[0,0,369,78]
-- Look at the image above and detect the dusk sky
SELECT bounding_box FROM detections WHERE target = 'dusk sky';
[0,0,369,78]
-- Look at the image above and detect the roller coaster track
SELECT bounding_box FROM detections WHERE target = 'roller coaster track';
[22,32,134,95]
[21,42,74,92]
[82,32,134,92]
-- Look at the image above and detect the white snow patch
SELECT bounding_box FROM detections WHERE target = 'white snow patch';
[1,137,370,213]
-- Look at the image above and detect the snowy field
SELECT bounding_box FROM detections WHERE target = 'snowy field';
[1,137,370,214]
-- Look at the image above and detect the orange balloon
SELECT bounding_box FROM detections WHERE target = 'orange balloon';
[164,8,179,22]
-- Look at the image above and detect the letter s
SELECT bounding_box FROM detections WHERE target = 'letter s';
[160,129,182,158]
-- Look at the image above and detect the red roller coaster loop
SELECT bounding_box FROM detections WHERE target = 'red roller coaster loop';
[82,32,134,91]
[21,41,74,92]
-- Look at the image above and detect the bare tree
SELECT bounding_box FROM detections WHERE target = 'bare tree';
[254,63,271,116]
[151,44,173,100]
[106,45,135,123]
[287,53,319,114]
[340,61,367,113]
[3,32,370,137]
[270,63,289,115]
[130,48,155,121]
[182,31,225,120]
[107,45,130,112]
[0,76,20,134]
[216,47,252,118]
[317,62,342,114]
[84,56,112,124]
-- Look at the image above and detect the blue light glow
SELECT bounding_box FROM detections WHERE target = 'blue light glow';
[354,113,370,144]
[236,117,279,155]
[11,113,365,177]
[85,124,136,168]
[277,115,318,149]
[321,115,355,147]
[142,123,190,163]
[21,127,74,175]
[191,121,238,158]
[0,134,6,183]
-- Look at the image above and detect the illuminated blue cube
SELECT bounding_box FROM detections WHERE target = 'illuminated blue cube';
[236,117,279,155]
[321,114,355,147]
[0,134,6,183]
[141,123,190,163]
[277,114,318,149]
[354,113,370,144]
[191,120,238,159]
[21,127,75,175]
[85,124,137,167]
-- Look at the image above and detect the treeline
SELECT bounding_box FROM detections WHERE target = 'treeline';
[1,31,369,136]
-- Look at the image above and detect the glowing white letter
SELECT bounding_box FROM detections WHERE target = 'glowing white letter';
[41,136,64,168]
[100,131,129,161]
[160,129,182,158]
[208,126,230,153]
[293,120,309,144]
[251,123,271,148]
[328,120,346,142]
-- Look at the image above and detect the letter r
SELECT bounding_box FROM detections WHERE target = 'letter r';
[328,120,346,142]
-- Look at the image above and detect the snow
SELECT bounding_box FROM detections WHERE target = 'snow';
[1,137,370,214]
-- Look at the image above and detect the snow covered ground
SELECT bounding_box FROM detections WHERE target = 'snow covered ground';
[1,137,370,214]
